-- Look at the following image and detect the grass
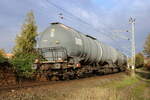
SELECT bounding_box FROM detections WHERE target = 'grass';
[66,76,150,100]
[102,76,139,89]
[1,75,150,100]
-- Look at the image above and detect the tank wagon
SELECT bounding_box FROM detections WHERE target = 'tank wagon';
[35,22,127,80]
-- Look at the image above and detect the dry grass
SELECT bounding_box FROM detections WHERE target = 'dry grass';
[65,76,150,100]
[66,88,122,100]
[0,75,150,100]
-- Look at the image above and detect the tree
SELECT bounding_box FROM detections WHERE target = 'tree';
[135,53,144,68]
[0,49,9,66]
[0,49,6,57]
[127,53,144,68]
[13,11,37,55]
[0,53,7,64]
[12,11,39,77]
[143,33,150,57]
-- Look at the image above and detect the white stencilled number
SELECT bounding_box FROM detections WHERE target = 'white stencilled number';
[75,37,82,46]
[50,29,55,37]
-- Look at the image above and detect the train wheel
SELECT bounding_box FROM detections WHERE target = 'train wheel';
[36,73,48,82]
[60,72,69,80]
[51,75,59,81]
[69,70,75,80]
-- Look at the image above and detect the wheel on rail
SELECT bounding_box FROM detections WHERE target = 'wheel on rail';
[51,75,59,81]
[36,73,49,81]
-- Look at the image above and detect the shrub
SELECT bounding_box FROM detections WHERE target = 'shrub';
[135,53,144,68]
[0,54,7,64]
[128,53,144,68]
[144,63,150,71]
[11,53,39,78]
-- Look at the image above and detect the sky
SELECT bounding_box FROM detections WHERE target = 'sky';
[0,0,150,56]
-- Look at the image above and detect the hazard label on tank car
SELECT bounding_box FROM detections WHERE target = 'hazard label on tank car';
[75,37,82,46]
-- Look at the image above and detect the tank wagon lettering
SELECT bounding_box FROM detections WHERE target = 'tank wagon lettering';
[50,29,55,37]
[75,37,82,46]
[43,39,48,42]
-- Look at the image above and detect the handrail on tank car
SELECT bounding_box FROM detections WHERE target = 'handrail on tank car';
[36,46,68,63]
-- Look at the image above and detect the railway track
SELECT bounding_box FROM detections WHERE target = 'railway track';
[0,81,58,93]
[0,72,126,93]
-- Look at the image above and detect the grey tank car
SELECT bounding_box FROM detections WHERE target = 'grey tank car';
[35,22,127,80]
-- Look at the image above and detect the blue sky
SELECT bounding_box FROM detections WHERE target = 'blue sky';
[0,0,150,56]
